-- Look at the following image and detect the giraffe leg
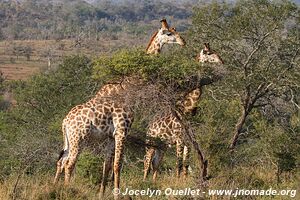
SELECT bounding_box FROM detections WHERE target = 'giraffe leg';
[143,147,155,181]
[64,141,81,185]
[176,141,184,178]
[110,163,114,187]
[113,128,126,200]
[99,139,114,198]
[152,149,164,181]
[54,150,66,184]
[54,124,69,184]
[182,145,190,178]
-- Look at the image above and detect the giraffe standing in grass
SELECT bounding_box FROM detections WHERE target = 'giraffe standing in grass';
[143,43,224,181]
[54,78,138,196]
[53,19,186,199]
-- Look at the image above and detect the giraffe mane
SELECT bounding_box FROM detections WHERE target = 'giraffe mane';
[146,30,159,52]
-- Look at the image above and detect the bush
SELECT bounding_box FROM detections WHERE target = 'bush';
[0,55,100,176]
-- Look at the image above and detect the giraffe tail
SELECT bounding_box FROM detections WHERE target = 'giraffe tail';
[57,149,65,162]
[58,125,69,163]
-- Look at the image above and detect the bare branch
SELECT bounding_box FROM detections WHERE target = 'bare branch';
[276,47,300,81]
[250,83,273,107]
[253,103,269,108]
[242,26,278,76]
[207,89,221,101]
[290,89,300,110]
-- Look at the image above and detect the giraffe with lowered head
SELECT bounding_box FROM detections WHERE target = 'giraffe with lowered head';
[144,43,224,181]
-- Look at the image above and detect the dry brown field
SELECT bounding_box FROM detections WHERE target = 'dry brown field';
[0,36,145,80]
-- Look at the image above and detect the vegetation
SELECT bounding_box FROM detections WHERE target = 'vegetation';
[0,0,193,81]
[0,0,299,200]
[0,0,192,40]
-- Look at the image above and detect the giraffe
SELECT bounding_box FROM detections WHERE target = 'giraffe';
[143,43,224,181]
[146,18,186,54]
[53,77,139,198]
[196,43,224,64]
[54,19,186,199]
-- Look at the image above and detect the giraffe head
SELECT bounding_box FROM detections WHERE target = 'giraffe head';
[196,43,224,64]
[146,19,186,54]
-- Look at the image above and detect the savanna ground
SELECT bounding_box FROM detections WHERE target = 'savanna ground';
[0,35,145,80]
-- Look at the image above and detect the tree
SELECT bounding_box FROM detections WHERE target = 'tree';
[190,0,300,151]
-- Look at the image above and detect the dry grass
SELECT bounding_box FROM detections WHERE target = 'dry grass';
[0,62,42,80]
[0,166,298,200]
[0,171,197,200]
[0,35,147,81]
[0,174,98,200]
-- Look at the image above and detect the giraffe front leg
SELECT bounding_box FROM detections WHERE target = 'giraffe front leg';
[99,139,114,198]
[143,147,155,181]
[176,141,184,178]
[182,145,190,178]
[113,129,126,200]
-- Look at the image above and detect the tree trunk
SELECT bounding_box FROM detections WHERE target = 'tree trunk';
[179,117,208,180]
[230,107,249,150]
[184,125,208,181]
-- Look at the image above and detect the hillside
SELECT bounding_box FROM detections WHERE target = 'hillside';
[0,0,192,40]
[0,0,194,80]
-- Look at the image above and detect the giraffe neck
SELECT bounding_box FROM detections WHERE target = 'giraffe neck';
[146,37,162,54]
[95,83,124,98]
[146,30,164,55]
[94,76,142,99]
[181,87,202,115]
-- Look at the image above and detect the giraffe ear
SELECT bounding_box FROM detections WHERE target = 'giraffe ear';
[160,18,169,30]
[169,27,176,32]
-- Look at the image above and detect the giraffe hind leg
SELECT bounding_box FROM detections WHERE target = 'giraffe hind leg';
[99,139,114,198]
[113,130,126,200]
[64,141,81,185]
[54,149,68,184]
[55,123,70,184]
[176,141,184,178]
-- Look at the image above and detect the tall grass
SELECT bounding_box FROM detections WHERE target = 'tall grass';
[0,165,298,200]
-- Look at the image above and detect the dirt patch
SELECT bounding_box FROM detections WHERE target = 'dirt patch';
[0,62,43,80]
[0,37,146,80]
